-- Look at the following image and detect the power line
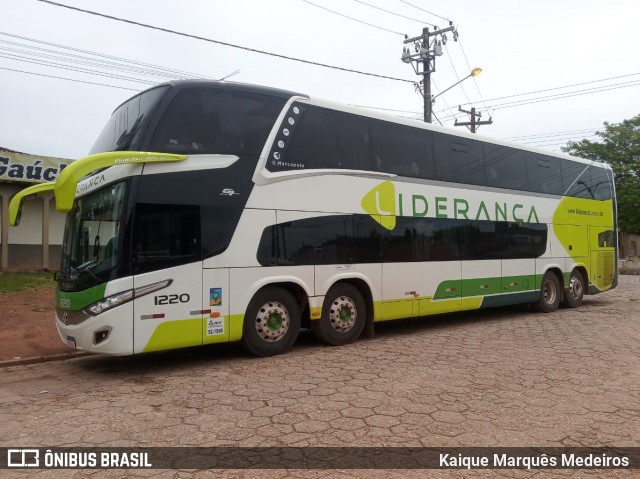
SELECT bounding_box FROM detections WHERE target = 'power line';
[520,134,601,146]
[431,78,458,123]
[506,128,603,140]
[396,0,450,23]
[352,0,437,27]
[0,51,156,85]
[0,31,203,79]
[35,0,414,83]
[301,0,405,35]
[451,71,640,110]
[0,44,178,81]
[0,65,139,91]
[486,80,640,111]
[438,79,640,120]
[457,38,489,112]
[443,44,472,105]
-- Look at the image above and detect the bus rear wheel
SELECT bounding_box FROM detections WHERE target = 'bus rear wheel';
[242,287,301,356]
[562,269,585,308]
[312,283,366,346]
[533,271,561,313]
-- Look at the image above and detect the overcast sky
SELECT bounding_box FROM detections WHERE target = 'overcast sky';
[1,0,639,159]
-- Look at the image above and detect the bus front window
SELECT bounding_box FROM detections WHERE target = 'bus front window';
[150,88,286,157]
[60,182,127,290]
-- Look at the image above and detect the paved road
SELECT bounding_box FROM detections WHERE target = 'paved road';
[2,276,640,478]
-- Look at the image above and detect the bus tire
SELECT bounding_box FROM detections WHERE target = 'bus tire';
[241,287,301,357]
[562,269,585,308]
[312,283,366,346]
[532,271,561,313]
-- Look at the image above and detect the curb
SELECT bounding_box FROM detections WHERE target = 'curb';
[0,351,93,368]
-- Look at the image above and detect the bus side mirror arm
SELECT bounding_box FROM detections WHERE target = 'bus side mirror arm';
[8,182,56,226]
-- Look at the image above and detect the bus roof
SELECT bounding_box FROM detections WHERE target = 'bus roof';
[110,80,306,114]
[112,80,608,171]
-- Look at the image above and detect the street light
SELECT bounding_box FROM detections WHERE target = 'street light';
[432,67,482,103]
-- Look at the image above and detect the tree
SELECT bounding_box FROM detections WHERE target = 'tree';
[562,114,640,233]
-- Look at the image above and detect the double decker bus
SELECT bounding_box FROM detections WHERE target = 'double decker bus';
[10,80,617,356]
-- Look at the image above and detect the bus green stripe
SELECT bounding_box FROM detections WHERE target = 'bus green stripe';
[434,274,541,300]
[56,283,107,311]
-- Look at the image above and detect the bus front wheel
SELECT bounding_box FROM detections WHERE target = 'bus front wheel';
[533,271,561,313]
[312,283,366,346]
[242,287,301,357]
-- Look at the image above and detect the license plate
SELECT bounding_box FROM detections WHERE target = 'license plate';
[65,336,76,348]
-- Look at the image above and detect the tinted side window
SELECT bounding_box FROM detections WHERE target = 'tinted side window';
[132,204,200,274]
[561,160,588,195]
[565,167,593,199]
[90,86,168,154]
[276,107,337,171]
[526,153,563,195]
[151,88,286,156]
[413,218,464,261]
[485,145,527,190]
[372,121,434,178]
[334,113,373,171]
[135,163,254,262]
[434,136,485,186]
[277,216,353,266]
[257,225,278,266]
[382,216,414,262]
[508,222,547,258]
[598,230,615,248]
[273,106,372,172]
[465,221,508,260]
[564,165,613,200]
[589,166,613,200]
[353,215,383,263]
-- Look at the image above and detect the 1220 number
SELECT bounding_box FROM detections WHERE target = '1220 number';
[154,294,190,305]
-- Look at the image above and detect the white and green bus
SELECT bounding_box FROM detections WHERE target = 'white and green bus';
[10,80,617,356]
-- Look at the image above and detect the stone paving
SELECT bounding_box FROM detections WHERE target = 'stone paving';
[1,276,639,478]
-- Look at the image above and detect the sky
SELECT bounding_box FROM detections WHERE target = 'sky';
[1,0,639,159]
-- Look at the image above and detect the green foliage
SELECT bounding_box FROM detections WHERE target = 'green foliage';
[563,114,640,233]
[0,272,54,293]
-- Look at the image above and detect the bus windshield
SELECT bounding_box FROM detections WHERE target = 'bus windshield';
[90,84,288,157]
[60,181,127,290]
[149,88,287,157]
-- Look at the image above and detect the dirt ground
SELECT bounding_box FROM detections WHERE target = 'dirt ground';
[0,283,69,361]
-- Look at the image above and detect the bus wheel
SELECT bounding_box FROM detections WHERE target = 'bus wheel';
[533,271,561,313]
[562,270,585,308]
[242,288,301,357]
[312,283,366,346]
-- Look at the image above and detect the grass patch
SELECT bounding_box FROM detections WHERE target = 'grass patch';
[0,272,54,293]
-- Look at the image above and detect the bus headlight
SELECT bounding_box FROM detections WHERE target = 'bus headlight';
[84,279,173,316]
[87,290,134,315]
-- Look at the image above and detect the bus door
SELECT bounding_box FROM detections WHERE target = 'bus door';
[590,227,616,291]
[133,263,204,354]
[131,201,204,354]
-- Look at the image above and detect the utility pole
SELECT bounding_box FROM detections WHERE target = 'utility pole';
[454,106,493,133]
[402,22,458,123]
